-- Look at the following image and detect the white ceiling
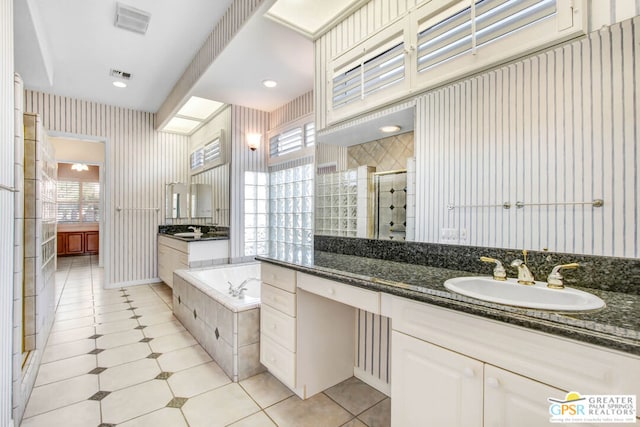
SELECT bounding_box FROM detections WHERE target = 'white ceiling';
[13,0,315,114]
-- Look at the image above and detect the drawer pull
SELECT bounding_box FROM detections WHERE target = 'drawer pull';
[463,367,474,378]
[269,357,275,363]
[271,324,277,330]
[328,288,335,295]
[486,377,500,388]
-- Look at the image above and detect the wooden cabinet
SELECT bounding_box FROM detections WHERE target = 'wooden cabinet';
[57,231,99,255]
[85,231,99,253]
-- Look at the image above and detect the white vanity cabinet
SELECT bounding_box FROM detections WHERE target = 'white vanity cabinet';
[390,296,640,427]
[260,264,380,399]
[157,235,229,287]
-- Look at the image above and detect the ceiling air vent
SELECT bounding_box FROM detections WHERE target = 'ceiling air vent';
[114,2,151,35]
[110,69,132,80]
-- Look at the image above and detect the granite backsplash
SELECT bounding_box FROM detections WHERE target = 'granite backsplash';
[314,236,640,295]
[159,224,229,235]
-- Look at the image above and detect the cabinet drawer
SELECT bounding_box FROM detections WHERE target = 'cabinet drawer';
[262,283,296,317]
[261,334,296,388]
[261,304,296,352]
[262,263,296,293]
[158,235,188,253]
[159,245,188,266]
[297,272,380,314]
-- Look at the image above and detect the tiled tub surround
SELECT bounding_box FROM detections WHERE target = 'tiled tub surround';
[256,237,640,356]
[172,263,265,381]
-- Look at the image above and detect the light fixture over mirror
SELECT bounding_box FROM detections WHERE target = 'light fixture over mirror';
[71,163,89,171]
[247,133,261,151]
[380,125,401,133]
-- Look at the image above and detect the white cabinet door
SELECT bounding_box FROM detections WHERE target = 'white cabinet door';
[484,365,563,427]
[391,331,483,427]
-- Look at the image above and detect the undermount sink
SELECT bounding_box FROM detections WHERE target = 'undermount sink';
[173,232,202,238]
[444,276,605,311]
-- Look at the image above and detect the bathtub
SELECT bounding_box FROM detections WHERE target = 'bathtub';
[172,262,265,381]
[180,262,261,311]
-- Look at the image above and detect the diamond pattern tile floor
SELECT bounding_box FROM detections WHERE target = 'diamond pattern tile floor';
[19,255,390,427]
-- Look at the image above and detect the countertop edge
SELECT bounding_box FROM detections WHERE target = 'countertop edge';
[158,233,229,242]
[256,256,640,357]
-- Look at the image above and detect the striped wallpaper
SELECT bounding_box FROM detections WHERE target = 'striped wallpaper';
[0,0,14,423]
[415,17,640,258]
[269,91,314,130]
[24,90,190,287]
[157,0,263,128]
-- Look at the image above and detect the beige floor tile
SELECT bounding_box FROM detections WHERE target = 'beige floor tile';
[95,309,136,324]
[182,383,260,427]
[324,377,387,415]
[167,361,230,397]
[46,326,95,346]
[118,407,188,427]
[139,311,176,326]
[94,302,132,315]
[41,338,95,364]
[20,400,100,427]
[99,358,161,391]
[55,301,94,313]
[240,372,294,409]
[54,307,94,322]
[228,411,278,427]
[357,398,391,427]
[95,318,140,335]
[51,316,96,332]
[149,330,197,353]
[266,394,352,427]
[35,354,97,386]
[97,342,152,367]
[101,380,174,425]
[23,374,98,418]
[96,329,145,349]
[157,344,211,372]
[143,320,185,338]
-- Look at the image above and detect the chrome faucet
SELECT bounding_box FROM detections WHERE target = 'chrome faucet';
[227,277,261,297]
[510,250,535,285]
[547,263,580,289]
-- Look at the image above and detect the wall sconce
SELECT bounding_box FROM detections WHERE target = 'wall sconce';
[247,133,261,151]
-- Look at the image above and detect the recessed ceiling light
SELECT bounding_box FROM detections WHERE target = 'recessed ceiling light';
[380,125,401,133]
[113,81,127,88]
[262,79,277,88]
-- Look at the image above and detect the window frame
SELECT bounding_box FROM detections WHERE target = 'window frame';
[190,129,226,175]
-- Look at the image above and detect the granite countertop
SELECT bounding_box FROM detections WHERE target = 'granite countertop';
[158,233,229,242]
[257,251,640,356]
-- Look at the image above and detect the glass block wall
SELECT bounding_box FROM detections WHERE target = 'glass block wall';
[315,169,358,237]
[244,171,269,257]
[268,164,314,264]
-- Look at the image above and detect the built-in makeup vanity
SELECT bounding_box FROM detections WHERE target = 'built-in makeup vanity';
[258,239,640,427]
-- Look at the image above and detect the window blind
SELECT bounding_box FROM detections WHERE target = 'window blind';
[270,122,315,159]
[332,41,405,109]
[203,138,221,163]
[417,0,556,73]
[190,148,204,170]
[57,181,100,223]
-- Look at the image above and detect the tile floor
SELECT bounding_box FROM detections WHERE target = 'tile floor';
[20,255,391,427]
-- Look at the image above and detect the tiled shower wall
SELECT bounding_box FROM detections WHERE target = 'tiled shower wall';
[347,132,414,171]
